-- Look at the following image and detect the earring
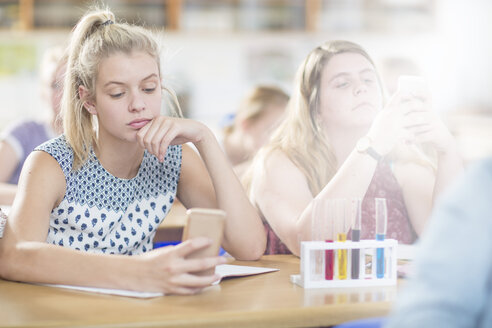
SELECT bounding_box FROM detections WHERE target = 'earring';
[85,103,96,115]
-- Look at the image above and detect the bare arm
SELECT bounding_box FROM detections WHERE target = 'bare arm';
[394,162,435,236]
[186,132,266,260]
[253,95,413,256]
[0,151,226,294]
[254,149,380,256]
[0,140,20,205]
[138,117,266,260]
[399,106,464,233]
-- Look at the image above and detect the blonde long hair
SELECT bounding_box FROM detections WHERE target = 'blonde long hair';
[62,7,178,170]
[248,40,383,196]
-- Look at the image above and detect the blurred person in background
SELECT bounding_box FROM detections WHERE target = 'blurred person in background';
[246,40,463,255]
[385,157,492,328]
[222,85,289,178]
[0,46,66,205]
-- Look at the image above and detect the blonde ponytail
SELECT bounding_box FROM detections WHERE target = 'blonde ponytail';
[61,7,165,170]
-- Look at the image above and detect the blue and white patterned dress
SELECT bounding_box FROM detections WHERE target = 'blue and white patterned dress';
[35,135,182,255]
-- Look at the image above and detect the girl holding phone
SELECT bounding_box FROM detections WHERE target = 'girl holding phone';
[0,7,266,294]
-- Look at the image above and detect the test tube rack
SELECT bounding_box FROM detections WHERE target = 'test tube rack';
[290,239,398,288]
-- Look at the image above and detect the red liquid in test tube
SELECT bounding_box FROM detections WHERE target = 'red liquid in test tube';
[325,240,334,280]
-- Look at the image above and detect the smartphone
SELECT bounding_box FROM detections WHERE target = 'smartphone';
[181,208,226,276]
[397,75,430,102]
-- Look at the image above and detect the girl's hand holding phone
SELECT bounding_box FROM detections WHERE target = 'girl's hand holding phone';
[397,76,456,154]
[138,237,227,295]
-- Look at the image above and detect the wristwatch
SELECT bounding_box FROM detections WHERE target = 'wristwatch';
[356,136,383,162]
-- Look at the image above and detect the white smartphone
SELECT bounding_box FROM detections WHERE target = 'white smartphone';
[181,208,226,276]
[397,75,430,102]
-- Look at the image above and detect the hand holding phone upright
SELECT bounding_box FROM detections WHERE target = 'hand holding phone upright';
[182,208,226,276]
[396,75,455,154]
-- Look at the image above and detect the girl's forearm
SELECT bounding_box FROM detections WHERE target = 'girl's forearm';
[0,241,142,290]
[296,149,379,247]
[194,128,266,260]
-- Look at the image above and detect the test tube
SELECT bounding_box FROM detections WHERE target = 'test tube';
[324,204,335,280]
[325,240,334,280]
[375,198,387,279]
[311,199,324,281]
[336,199,347,280]
[351,199,362,279]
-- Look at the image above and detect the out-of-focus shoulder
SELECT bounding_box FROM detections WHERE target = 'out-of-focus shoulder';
[264,149,292,169]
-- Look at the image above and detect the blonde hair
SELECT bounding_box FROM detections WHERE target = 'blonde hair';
[248,40,383,196]
[62,7,179,170]
[224,85,289,135]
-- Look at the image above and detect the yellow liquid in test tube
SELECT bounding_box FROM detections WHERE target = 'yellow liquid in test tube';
[337,233,347,279]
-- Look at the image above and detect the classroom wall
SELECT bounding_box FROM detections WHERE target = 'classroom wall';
[0,30,441,127]
[1,0,492,160]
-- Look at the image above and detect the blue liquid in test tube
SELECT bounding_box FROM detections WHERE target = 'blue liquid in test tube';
[376,233,385,278]
[375,198,387,279]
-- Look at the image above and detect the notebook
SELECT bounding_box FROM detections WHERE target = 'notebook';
[39,264,279,298]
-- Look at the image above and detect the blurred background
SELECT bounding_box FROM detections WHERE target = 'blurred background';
[1,0,491,162]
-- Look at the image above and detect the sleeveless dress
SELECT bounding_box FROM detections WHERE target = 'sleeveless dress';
[35,135,182,255]
[263,160,416,255]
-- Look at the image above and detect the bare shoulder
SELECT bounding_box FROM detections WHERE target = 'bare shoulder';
[5,150,67,242]
[263,149,306,182]
[0,139,17,158]
[22,150,66,178]
[17,150,67,207]
[254,149,311,197]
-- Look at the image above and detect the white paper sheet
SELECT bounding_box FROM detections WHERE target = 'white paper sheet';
[39,264,279,298]
[39,284,165,298]
[213,264,279,284]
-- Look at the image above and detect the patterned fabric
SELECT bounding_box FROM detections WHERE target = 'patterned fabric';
[263,221,290,255]
[35,135,182,255]
[360,161,416,244]
[263,160,415,255]
[1,120,56,184]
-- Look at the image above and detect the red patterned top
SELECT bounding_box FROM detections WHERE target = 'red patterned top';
[262,160,416,255]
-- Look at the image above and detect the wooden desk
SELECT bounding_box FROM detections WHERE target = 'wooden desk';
[0,255,397,328]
